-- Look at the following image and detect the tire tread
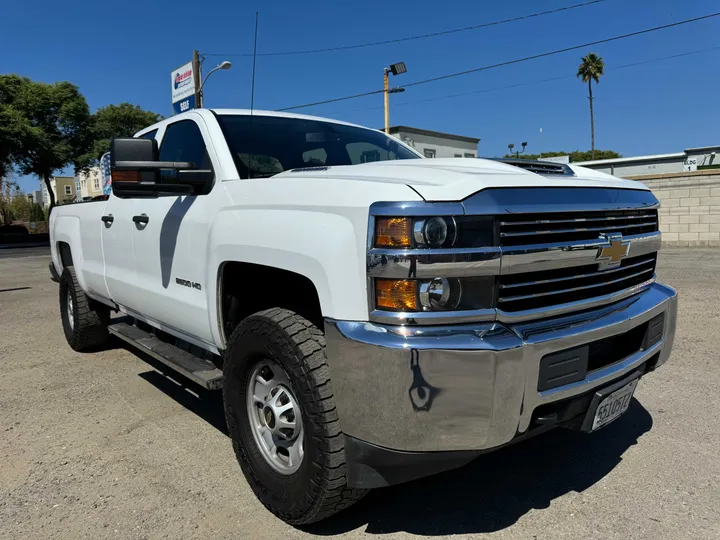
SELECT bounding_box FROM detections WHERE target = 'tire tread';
[60,267,109,351]
[223,308,366,524]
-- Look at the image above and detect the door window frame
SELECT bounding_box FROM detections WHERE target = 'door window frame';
[136,116,218,197]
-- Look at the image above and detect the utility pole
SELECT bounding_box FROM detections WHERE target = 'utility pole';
[193,50,203,108]
[383,69,390,134]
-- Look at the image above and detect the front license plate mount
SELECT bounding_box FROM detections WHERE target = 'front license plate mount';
[580,371,642,433]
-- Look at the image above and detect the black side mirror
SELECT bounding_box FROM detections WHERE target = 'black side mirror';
[110,138,202,198]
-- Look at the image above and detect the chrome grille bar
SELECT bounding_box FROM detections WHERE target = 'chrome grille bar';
[499,255,656,289]
[500,220,657,237]
[499,268,655,303]
[499,213,658,226]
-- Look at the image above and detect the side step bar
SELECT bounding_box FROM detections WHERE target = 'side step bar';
[109,321,223,390]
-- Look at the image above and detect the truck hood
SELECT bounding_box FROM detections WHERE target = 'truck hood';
[274,158,648,201]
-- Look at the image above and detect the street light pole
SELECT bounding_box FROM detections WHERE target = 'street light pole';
[508,142,528,158]
[193,52,232,109]
[383,62,407,134]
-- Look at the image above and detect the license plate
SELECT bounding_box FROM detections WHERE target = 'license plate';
[591,379,638,431]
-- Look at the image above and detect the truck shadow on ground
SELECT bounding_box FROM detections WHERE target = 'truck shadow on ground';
[308,400,653,536]
[121,340,653,536]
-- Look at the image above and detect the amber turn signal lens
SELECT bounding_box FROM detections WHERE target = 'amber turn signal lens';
[112,171,141,183]
[375,218,412,247]
[375,279,418,311]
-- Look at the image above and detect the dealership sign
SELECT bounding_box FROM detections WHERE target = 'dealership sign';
[171,61,197,115]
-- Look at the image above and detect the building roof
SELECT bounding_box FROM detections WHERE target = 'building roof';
[575,144,720,166]
[386,125,480,144]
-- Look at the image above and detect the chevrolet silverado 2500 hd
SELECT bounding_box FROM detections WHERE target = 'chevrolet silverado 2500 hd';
[49,109,677,524]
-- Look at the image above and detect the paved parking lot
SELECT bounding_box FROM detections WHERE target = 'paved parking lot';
[1,248,719,540]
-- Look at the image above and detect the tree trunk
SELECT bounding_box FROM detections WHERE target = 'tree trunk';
[588,79,595,160]
[43,173,56,214]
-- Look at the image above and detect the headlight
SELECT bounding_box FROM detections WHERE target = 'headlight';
[374,276,493,312]
[375,216,457,248]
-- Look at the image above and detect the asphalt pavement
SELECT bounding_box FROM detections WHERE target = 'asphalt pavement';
[1,249,719,539]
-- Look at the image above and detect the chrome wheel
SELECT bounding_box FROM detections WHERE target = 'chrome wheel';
[246,360,304,474]
[66,289,74,330]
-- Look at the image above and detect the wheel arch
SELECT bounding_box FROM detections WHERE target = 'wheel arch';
[216,261,324,348]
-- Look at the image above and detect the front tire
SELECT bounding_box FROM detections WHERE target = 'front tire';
[59,267,110,351]
[223,308,366,525]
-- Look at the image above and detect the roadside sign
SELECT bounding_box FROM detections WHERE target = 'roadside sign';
[171,61,197,115]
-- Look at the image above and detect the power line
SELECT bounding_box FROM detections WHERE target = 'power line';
[278,12,720,111]
[203,0,609,58]
[342,45,720,113]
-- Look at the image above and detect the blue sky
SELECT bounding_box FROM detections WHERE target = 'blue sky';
[2,0,719,193]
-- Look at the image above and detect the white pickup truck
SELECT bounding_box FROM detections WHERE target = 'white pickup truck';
[49,109,678,524]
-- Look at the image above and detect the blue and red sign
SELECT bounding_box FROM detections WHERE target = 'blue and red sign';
[171,61,196,115]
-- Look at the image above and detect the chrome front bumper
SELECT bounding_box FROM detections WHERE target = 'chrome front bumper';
[325,282,678,453]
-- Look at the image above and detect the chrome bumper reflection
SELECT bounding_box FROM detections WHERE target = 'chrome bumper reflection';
[325,282,678,453]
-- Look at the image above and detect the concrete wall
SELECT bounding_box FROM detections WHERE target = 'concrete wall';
[392,131,478,159]
[637,170,720,247]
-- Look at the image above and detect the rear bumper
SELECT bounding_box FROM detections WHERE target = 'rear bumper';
[325,282,677,457]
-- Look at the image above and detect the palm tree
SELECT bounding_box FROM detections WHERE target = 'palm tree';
[577,53,605,160]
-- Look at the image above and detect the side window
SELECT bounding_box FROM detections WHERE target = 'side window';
[157,121,213,190]
[158,120,212,183]
[139,129,158,140]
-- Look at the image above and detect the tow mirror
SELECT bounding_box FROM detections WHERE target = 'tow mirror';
[109,138,210,198]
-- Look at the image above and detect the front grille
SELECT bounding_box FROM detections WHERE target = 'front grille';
[498,253,657,313]
[498,209,658,247]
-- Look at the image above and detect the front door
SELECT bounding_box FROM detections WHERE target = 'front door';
[129,116,219,346]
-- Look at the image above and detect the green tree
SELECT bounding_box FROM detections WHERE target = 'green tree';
[9,188,32,222]
[81,103,162,163]
[5,76,92,211]
[502,149,621,162]
[577,53,605,160]
[0,75,32,180]
[0,178,18,225]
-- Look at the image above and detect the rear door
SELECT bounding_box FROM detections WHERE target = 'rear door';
[101,129,158,312]
[101,192,139,311]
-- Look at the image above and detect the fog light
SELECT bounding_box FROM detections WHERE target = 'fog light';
[419,278,463,310]
[375,279,418,311]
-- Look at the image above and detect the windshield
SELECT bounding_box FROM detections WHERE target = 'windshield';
[218,114,420,179]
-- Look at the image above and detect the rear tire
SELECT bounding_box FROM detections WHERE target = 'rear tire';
[59,266,110,351]
[223,308,366,525]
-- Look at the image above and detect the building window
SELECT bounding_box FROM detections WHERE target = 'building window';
[424,149,436,158]
[64,185,72,195]
[454,154,462,158]
[93,178,100,190]
[464,153,475,158]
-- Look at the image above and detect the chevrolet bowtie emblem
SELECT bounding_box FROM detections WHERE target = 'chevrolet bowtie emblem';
[597,233,629,269]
